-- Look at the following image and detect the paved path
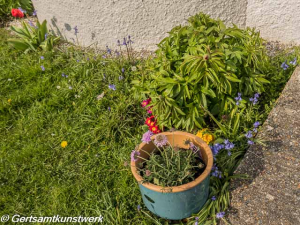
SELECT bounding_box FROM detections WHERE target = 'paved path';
[228,67,300,225]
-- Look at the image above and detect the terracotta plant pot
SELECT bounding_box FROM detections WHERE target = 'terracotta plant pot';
[131,131,213,220]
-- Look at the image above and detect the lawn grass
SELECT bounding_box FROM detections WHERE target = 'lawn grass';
[0,28,163,224]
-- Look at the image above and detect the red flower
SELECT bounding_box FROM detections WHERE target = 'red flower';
[141,98,151,108]
[150,125,161,134]
[11,8,24,18]
[145,115,155,126]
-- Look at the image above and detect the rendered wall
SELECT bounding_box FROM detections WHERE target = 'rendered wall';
[246,0,300,45]
[31,0,247,50]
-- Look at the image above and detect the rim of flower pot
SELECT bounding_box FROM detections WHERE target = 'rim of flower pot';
[131,131,213,193]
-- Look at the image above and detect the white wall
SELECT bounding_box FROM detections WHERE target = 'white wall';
[32,0,247,50]
[246,0,300,45]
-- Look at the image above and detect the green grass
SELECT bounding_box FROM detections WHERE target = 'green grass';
[0,27,298,225]
[0,29,164,225]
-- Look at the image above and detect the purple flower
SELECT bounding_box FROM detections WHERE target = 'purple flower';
[194,217,199,225]
[40,56,44,60]
[131,150,140,162]
[44,33,48,40]
[142,130,153,144]
[77,59,80,63]
[87,57,90,61]
[32,10,37,16]
[245,131,253,139]
[119,76,124,81]
[290,57,297,66]
[117,40,121,46]
[211,165,222,178]
[127,35,134,44]
[121,68,125,73]
[122,37,127,46]
[248,140,254,145]
[102,55,106,59]
[235,93,242,105]
[211,196,216,201]
[41,65,45,71]
[115,50,120,56]
[211,143,224,156]
[281,61,289,70]
[224,139,234,150]
[28,20,36,28]
[108,107,111,111]
[106,45,111,54]
[250,93,260,105]
[216,211,225,219]
[253,128,258,133]
[62,73,68,78]
[108,84,116,91]
[18,7,26,13]
[154,134,168,147]
[137,205,141,211]
[74,26,78,35]
[253,121,260,128]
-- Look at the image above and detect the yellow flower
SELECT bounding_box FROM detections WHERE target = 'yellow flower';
[61,141,68,148]
[196,129,214,144]
[7,99,12,103]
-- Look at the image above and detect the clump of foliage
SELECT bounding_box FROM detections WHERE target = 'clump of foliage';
[133,13,271,131]
[0,0,33,22]
[8,20,60,53]
[136,134,205,187]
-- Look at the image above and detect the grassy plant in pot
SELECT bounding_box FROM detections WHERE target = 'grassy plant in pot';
[131,131,213,220]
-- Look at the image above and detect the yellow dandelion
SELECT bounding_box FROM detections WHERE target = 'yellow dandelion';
[8,99,12,103]
[61,141,68,148]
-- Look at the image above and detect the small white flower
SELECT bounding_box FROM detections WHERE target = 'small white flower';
[8,78,12,81]
[69,86,72,90]
[51,133,55,136]
[56,86,61,89]
[131,66,137,71]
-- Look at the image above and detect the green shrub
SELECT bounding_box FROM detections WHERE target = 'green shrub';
[133,13,271,131]
[0,0,33,19]
[8,20,60,53]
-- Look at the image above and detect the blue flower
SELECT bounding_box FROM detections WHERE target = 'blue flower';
[106,45,112,54]
[228,151,231,156]
[211,165,222,178]
[224,139,234,150]
[137,205,141,211]
[216,211,225,219]
[108,107,111,111]
[18,7,26,13]
[290,57,297,66]
[28,20,36,28]
[74,26,79,35]
[121,68,125,73]
[211,196,216,201]
[281,61,289,70]
[115,50,120,56]
[250,93,260,105]
[248,140,254,145]
[122,37,127,46]
[62,73,68,78]
[76,59,80,63]
[211,143,224,156]
[44,33,48,40]
[32,10,37,16]
[253,128,258,133]
[40,56,44,60]
[41,65,45,71]
[235,93,242,105]
[127,35,134,44]
[245,131,253,139]
[119,76,124,81]
[253,121,260,128]
[108,84,116,91]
